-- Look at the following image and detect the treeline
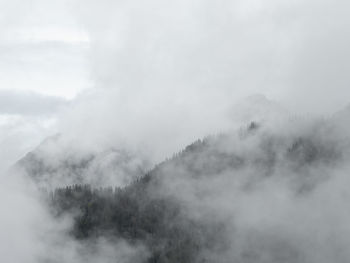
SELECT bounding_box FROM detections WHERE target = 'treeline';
[43,122,340,262]
[46,182,226,263]
[43,134,237,262]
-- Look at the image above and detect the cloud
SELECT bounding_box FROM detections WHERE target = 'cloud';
[2,0,350,161]
[47,0,350,163]
[0,166,149,263]
[0,90,66,171]
[0,90,68,116]
[148,117,350,262]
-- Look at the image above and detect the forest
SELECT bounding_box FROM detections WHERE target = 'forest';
[40,121,341,263]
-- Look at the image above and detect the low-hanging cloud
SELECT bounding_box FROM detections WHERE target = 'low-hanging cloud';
[148,117,350,262]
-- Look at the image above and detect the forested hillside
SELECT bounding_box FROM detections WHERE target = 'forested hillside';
[44,121,345,263]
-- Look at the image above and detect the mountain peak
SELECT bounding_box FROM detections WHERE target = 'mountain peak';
[244,94,270,104]
[229,94,289,126]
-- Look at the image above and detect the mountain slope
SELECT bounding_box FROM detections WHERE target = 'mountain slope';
[229,95,290,126]
[15,134,151,188]
[47,119,348,263]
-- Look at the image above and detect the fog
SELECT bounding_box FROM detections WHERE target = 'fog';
[151,119,350,262]
[2,0,350,262]
[55,0,350,160]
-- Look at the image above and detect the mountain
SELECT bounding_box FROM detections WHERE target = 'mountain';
[46,119,346,263]
[330,102,350,131]
[15,134,151,188]
[14,95,293,190]
[229,94,290,127]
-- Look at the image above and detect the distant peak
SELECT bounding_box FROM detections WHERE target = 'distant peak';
[245,94,268,102]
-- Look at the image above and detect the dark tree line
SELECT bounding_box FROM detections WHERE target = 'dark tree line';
[47,181,227,263]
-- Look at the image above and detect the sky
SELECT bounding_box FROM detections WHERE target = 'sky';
[1,0,350,168]
[0,0,89,168]
[0,0,90,98]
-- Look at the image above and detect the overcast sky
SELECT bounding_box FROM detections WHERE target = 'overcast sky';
[1,0,350,168]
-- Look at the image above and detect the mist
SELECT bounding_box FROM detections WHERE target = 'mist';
[150,119,350,262]
[2,0,350,262]
[51,0,350,160]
